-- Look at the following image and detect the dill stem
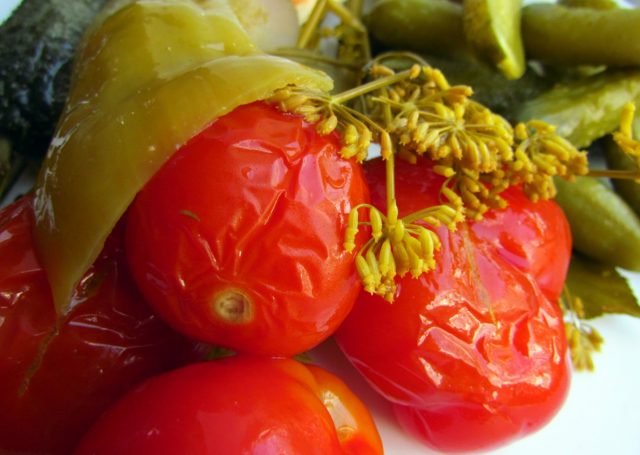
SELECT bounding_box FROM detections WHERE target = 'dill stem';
[327,0,365,31]
[272,49,361,69]
[297,0,327,49]
[385,151,397,222]
[587,169,640,180]
[331,69,413,105]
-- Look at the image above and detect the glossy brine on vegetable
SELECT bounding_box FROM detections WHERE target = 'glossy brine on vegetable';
[522,3,640,67]
[125,101,369,356]
[2,0,640,453]
[515,70,640,148]
[0,196,204,454]
[75,356,384,454]
[33,0,332,314]
[336,157,572,452]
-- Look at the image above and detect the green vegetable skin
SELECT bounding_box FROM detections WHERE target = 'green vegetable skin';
[369,0,640,70]
[522,4,640,67]
[463,0,525,80]
[554,176,640,271]
[515,71,640,148]
[32,0,332,314]
[367,0,467,57]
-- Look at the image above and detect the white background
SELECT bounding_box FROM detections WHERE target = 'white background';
[2,1,639,454]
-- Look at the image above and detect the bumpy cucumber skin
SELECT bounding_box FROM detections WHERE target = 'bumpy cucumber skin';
[555,176,640,271]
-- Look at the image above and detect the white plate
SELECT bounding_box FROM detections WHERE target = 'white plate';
[310,312,640,455]
[0,0,19,23]
[2,1,640,454]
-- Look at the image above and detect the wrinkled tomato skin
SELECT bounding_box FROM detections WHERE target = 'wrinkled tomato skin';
[126,101,369,356]
[472,186,572,303]
[0,196,203,455]
[363,157,572,302]
[75,356,384,455]
[335,157,571,453]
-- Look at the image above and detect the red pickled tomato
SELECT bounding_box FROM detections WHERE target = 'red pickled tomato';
[125,101,369,356]
[363,156,572,302]
[335,157,571,453]
[75,356,384,455]
[0,196,203,455]
[472,183,572,303]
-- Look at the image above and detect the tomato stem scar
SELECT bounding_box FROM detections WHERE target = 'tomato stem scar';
[213,289,253,324]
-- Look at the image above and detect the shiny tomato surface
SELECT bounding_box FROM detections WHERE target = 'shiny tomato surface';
[126,101,369,356]
[471,181,572,303]
[0,196,202,455]
[75,356,383,455]
[335,157,571,452]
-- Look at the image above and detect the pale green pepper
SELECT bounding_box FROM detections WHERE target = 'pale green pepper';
[33,0,332,313]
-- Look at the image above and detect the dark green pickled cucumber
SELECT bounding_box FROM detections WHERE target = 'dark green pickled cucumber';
[367,0,468,58]
[0,0,108,159]
[515,71,640,148]
[522,4,640,67]
[554,176,640,271]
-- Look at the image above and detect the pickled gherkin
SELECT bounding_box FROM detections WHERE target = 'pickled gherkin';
[367,0,468,58]
[370,1,640,71]
[463,0,526,80]
[554,176,640,272]
[515,71,640,148]
[522,4,640,67]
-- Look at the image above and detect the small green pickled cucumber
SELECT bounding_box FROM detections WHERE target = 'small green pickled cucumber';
[462,0,525,80]
[554,176,640,271]
[522,4,640,67]
[366,0,468,57]
[515,71,640,148]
